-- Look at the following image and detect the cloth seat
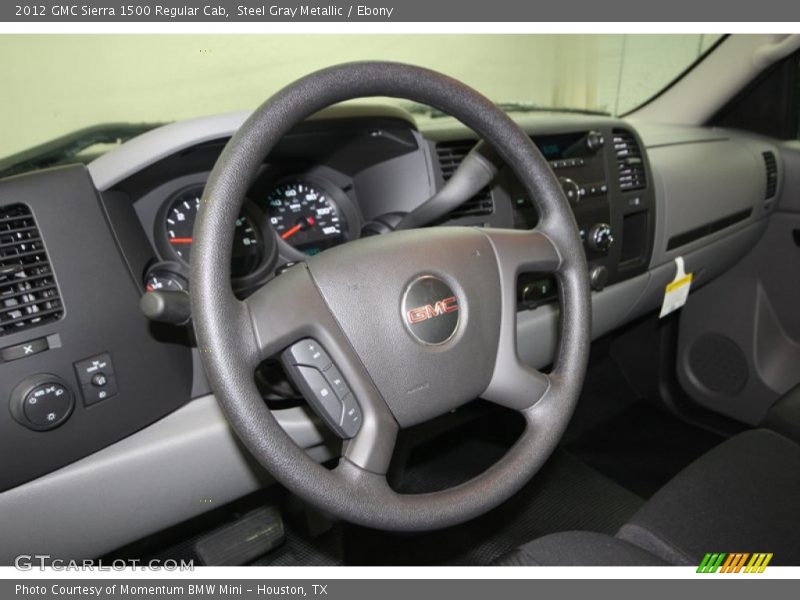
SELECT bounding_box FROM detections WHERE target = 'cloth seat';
[496,429,800,566]
[494,531,668,566]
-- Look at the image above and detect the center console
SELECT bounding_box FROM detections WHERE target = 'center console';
[508,125,655,308]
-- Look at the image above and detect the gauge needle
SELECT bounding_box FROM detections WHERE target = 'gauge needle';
[281,216,315,240]
[169,237,193,244]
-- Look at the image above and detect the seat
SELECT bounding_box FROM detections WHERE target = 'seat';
[496,531,668,566]
[496,429,800,566]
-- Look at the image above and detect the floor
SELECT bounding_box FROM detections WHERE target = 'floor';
[105,337,725,566]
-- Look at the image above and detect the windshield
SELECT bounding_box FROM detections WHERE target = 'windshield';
[0,34,722,165]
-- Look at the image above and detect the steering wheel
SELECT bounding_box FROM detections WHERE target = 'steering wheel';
[191,62,591,532]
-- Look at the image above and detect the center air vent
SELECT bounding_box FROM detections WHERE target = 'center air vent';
[762,151,778,200]
[613,130,647,192]
[0,204,63,337]
[435,140,494,219]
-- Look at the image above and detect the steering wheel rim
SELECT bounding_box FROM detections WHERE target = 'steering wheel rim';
[191,62,591,532]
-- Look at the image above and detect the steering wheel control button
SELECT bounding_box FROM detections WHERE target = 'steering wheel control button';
[281,339,361,439]
[1,337,49,362]
[299,366,340,415]
[339,393,361,437]
[323,365,350,399]
[401,275,460,345]
[9,374,75,431]
[284,339,332,371]
[73,352,118,406]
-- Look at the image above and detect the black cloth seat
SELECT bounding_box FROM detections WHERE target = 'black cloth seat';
[495,531,668,566]
[496,429,800,566]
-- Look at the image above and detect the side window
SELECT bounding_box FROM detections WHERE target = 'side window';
[711,52,800,140]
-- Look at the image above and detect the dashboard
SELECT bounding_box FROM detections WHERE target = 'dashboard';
[0,103,785,562]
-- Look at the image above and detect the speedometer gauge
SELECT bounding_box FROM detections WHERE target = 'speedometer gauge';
[265,181,346,255]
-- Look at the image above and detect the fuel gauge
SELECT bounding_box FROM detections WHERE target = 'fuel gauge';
[144,263,189,293]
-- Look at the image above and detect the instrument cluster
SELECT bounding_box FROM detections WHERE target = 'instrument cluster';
[146,173,359,294]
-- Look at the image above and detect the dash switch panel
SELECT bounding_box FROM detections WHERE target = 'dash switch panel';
[281,339,362,438]
[73,352,118,406]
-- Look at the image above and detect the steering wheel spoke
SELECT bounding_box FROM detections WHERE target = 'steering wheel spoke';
[480,228,560,410]
[244,263,399,474]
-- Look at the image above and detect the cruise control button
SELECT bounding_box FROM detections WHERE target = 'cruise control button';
[323,366,350,399]
[339,393,362,438]
[1,337,48,362]
[296,366,343,424]
[284,339,332,371]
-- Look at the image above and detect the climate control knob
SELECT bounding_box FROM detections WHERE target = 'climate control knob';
[587,223,614,252]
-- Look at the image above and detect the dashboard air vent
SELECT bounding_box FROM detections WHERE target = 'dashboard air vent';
[435,141,494,219]
[0,204,63,337]
[613,130,647,192]
[762,151,778,199]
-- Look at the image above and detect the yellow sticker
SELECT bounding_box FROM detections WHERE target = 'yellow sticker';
[660,257,693,318]
[666,274,693,293]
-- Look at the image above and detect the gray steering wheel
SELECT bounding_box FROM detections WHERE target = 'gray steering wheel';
[191,62,591,532]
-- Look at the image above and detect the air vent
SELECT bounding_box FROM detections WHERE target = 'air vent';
[435,141,494,220]
[763,151,778,199]
[0,204,63,337]
[613,130,647,192]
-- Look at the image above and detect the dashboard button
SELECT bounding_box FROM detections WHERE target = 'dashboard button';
[74,352,115,385]
[81,374,118,406]
[1,337,48,362]
[91,373,108,387]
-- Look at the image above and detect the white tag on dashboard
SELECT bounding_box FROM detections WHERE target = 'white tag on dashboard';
[659,256,693,319]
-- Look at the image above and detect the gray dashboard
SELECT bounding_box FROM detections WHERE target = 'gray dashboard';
[0,105,784,562]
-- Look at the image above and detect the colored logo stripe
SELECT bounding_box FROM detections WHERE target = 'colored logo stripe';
[697,553,773,573]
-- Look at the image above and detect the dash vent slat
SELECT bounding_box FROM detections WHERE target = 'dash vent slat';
[435,141,495,219]
[762,151,778,200]
[0,204,63,337]
[613,130,647,192]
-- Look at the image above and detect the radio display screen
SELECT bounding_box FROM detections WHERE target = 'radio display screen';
[533,132,590,160]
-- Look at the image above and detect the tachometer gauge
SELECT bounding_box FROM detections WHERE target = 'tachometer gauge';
[161,185,266,279]
[265,181,346,255]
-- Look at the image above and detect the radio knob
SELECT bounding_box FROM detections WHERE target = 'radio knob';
[586,130,605,152]
[558,177,581,205]
[588,223,614,252]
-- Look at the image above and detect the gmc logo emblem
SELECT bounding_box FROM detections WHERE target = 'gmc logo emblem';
[406,296,459,325]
